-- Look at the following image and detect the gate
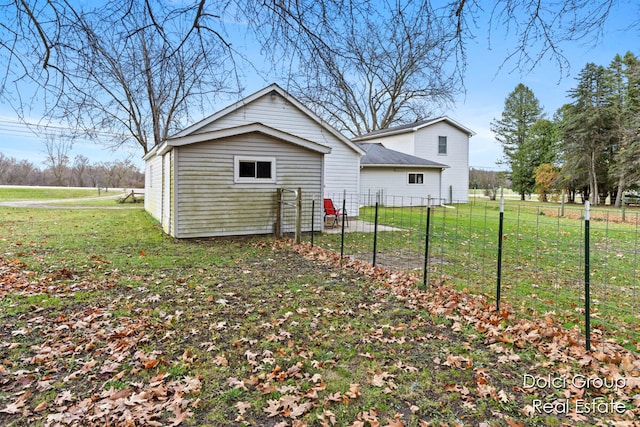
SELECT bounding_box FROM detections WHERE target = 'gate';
[276,188,302,243]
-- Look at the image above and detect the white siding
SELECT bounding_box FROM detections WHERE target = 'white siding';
[360,167,442,207]
[174,133,323,238]
[144,154,163,221]
[369,122,470,204]
[162,152,173,235]
[365,133,415,156]
[413,122,469,203]
[195,94,360,201]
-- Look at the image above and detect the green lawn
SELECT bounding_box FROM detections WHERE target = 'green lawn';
[312,200,640,350]
[0,186,105,201]
[0,193,638,426]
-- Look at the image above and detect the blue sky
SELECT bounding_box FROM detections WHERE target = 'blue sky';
[1,2,639,171]
[454,1,640,170]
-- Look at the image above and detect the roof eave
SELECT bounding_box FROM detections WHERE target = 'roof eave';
[353,115,476,140]
[361,163,449,169]
[353,128,414,141]
[166,122,332,154]
[172,83,363,155]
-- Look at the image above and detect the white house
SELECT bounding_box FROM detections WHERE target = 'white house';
[353,117,475,203]
[143,84,363,238]
[143,84,476,238]
[357,142,448,206]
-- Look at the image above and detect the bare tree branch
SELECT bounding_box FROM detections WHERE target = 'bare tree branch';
[0,0,634,155]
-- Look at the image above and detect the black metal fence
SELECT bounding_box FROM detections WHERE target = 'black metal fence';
[296,191,640,351]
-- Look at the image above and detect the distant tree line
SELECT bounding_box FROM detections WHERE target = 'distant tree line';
[0,153,144,188]
[491,51,640,206]
[1,1,625,160]
[469,168,508,200]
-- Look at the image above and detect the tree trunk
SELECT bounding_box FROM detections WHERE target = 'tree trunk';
[614,176,625,208]
[589,151,599,206]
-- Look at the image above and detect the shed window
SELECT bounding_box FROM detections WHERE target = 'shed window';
[408,173,424,184]
[234,156,276,183]
[438,136,447,154]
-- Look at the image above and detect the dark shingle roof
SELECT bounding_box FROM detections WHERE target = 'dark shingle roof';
[356,143,448,168]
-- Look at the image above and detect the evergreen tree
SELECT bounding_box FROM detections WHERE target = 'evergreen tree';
[491,83,544,199]
[558,63,614,205]
[554,105,588,203]
[609,52,640,206]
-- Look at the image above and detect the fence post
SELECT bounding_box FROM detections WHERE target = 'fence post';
[422,199,432,290]
[295,188,302,244]
[340,196,346,260]
[275,188,282,237]
[584,201,591,351]
[311,199,315,247]
[373,202,379,266]
[622,194,626,223]
[496,192,505,311]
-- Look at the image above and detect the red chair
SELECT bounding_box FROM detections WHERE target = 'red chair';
[324,198,348,228]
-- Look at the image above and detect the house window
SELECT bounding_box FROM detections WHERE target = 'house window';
[438,136,447,154]
[234,156,276,183]
[408,173,424,184]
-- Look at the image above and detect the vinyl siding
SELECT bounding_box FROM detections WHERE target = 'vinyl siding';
[144,154,163,221]
[195,94,360,199]
[174,133,323,238]
[360,167,442,206]
[162,152,173,235]
[413,122,469,203]
[363,133,415,156]
[370,122,470,204]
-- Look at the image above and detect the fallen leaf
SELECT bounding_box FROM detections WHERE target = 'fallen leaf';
[263,399,281,417]
[33,401,48,412]
[235,401,251,414]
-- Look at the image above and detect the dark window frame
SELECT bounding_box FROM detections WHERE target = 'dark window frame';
[234,156,276,183]
[438,136,447,154]
[408,172,424,184]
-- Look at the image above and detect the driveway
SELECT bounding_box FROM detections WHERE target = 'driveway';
[0,191,142,209]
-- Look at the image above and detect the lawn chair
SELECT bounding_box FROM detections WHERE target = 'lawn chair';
[323,198,348,228]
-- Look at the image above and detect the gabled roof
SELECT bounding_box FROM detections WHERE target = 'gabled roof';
[145,123,332,159]
[172,83,363,155]
[352,116,475,141]
[356,143,448,169]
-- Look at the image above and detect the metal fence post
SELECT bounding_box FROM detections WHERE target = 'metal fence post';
[295,188,302,244]
[496,192,505,311]
[373,202,379,266]
[422,199,432,289]
[340,196,346,260]
[585,201,591,351]
[311,199,315,247]
[275,188,282,237]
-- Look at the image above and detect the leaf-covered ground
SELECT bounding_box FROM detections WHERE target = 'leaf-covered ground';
[1,233,639,426]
